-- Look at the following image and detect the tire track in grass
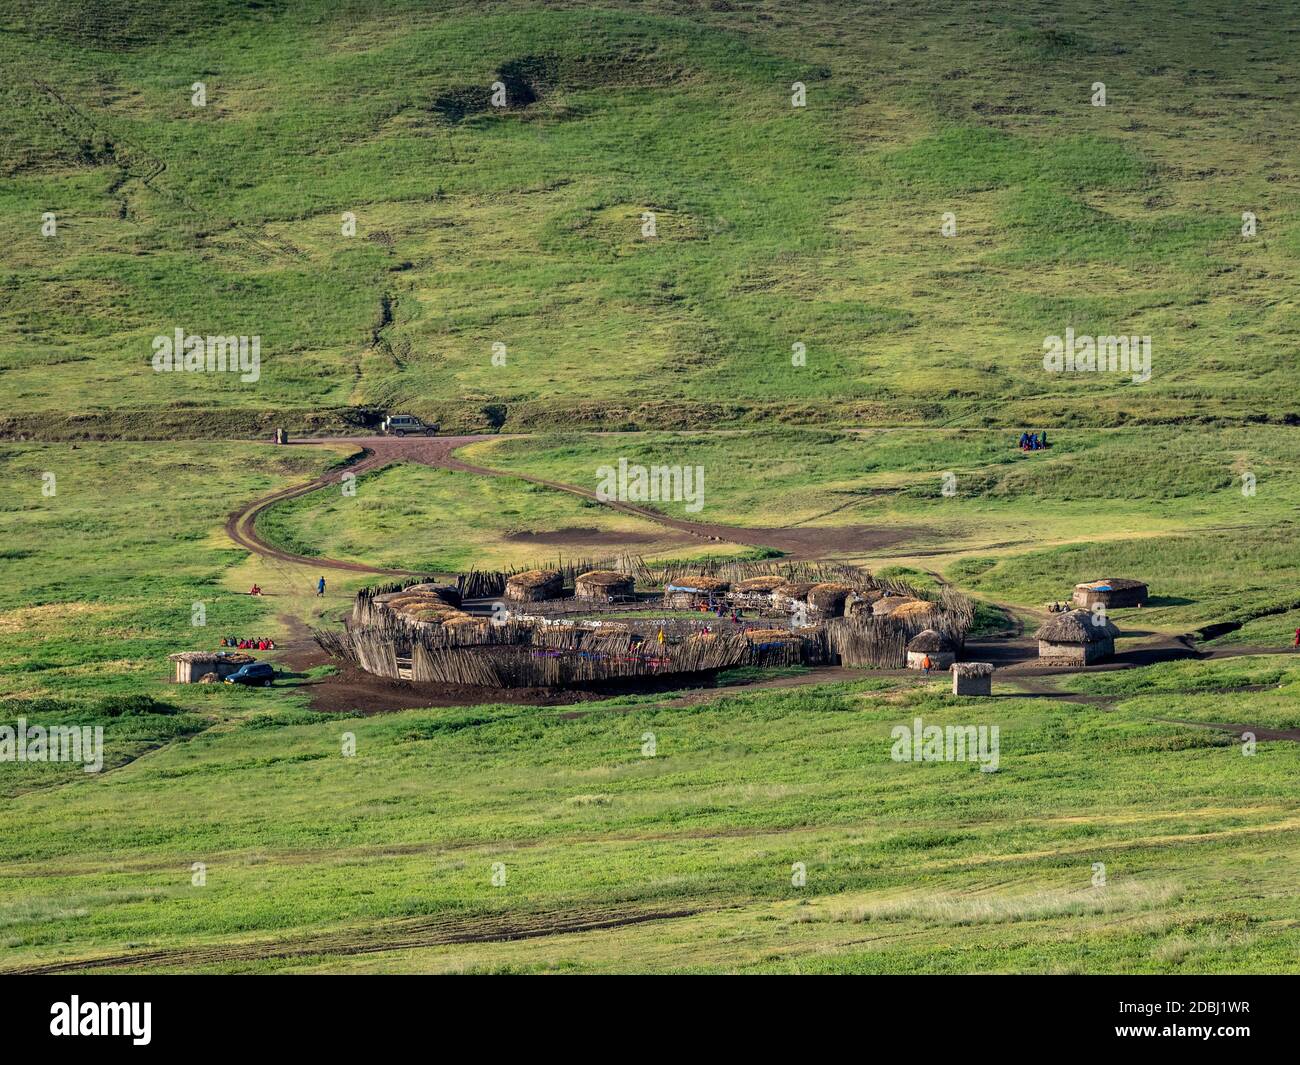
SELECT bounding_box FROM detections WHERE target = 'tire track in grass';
[0,901,716,975]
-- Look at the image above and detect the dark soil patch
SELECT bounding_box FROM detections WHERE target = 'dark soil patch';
[430,51,680,124]
[300,662,724,714]
[505,526,675,547]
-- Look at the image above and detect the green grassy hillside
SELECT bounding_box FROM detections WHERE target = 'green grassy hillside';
[3,0,1298,433]
[4,667,1299,973]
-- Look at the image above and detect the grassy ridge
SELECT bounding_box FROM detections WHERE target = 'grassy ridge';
[2,0,1298,428]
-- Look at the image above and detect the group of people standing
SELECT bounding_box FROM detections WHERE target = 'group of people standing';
[1018,431,1050,451]
[221,636,276,650]
[697,599,745,623]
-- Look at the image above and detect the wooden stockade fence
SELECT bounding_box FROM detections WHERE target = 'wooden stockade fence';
[314,609,958,685]
[312,617,800,687]
[326,558,977,686]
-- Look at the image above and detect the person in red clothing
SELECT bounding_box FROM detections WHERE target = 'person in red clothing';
[1293,627,1300,649]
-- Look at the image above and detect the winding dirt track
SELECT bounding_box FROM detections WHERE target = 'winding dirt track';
[226,435,924,572]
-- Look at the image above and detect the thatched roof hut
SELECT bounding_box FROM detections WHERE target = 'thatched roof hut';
[951,661,993,695]
[574,569,635,599]
[169,651,254,683]
[666,575,729,594]
[806,582,855,617]
[407,605,472,625]
[388,593,458,614]
[400,582,462,608]
[1072,578,1148,609]
[733,575,785,594]
[907,628,953,653]
[905,628,955,670]
[871,595,924,617]
[845,588,884,616]
[772,580,817,613]
[664,575,729,607]
[743,627,801,642]
[442,614,489,632]
[892,599,938,622]
[504,569,563,601]
[1034,609,1119,665]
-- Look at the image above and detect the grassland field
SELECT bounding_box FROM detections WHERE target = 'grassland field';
[3,426,1299,972]
[2,0,1299,975]
[2,0,1298,433]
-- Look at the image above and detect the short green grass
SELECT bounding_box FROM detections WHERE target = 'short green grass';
[3,0,1299,976]
[2,0,1298,431]
[0,440,349,708]
[255,461,747,572]
[2,676,1296,973]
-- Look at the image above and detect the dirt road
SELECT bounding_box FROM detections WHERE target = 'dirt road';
[227,435,926,572]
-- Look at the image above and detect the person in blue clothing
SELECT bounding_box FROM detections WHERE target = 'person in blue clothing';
[1018,432,1029,449]
[317,576,326,597]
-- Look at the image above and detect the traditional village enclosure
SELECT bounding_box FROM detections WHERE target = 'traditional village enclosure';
[316,556,975,688]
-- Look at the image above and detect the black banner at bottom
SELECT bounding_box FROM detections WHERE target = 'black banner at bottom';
[2,975,1294,1051]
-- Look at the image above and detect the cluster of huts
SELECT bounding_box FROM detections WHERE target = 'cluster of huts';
[319,560,986,691]
[659,574,939,624]
[1032,577,1147,665]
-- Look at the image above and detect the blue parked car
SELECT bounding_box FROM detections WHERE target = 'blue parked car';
[225,662,276,687]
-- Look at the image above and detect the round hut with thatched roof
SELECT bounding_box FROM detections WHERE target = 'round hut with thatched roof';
[664,575,729,609]
[871,594,925,617]
[892,599,939,625]
[1072,578,1148,610]
[574,569,635,601]
[400,582,462,608]
[1034,609,1119,665]
[504,569,564,602]
[845,587,884,617]
[806,581,855,619]
[906,629,955,670]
